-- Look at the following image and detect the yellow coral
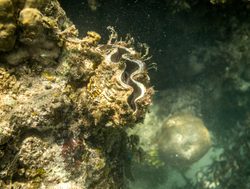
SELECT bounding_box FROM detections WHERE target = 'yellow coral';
[82,31,101,45]
[19,8,43,27]
[41,71,56,82]
[0,67,17,93]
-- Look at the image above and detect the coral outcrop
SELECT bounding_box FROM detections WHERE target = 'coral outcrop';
[157,113,211,167]
[0,0,153,188]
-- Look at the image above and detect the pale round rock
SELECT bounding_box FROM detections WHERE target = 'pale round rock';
[157,113,211,167]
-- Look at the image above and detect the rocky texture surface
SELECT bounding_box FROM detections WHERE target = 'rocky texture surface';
[0,0,153,188]
[157,113,211,167]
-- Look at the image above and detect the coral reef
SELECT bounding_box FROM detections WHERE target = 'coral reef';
[71,1,249,189]
[0,0,153,188]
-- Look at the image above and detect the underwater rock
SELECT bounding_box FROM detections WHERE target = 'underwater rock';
[128,86,205,169]
[157,114,211,167]
[0,0,153,188]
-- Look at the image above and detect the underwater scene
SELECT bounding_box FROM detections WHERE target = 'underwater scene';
[0,0,249,188]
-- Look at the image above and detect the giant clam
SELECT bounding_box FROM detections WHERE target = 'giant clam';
[86,27,154,125]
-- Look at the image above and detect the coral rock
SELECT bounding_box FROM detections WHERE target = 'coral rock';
[157,114,211,167]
